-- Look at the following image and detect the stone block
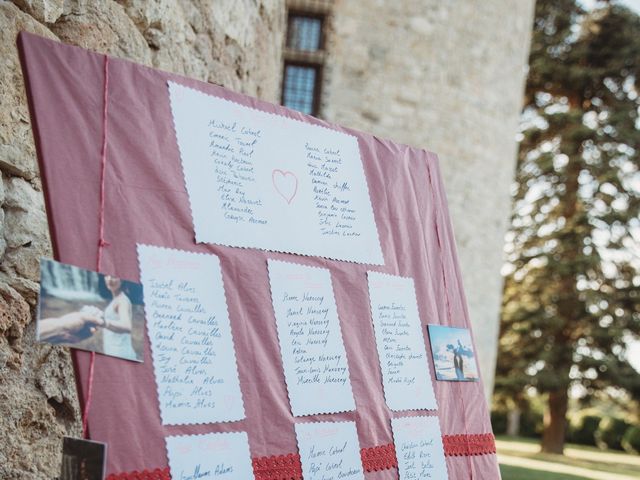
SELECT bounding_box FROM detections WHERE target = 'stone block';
[0,3,57,181]
[11,0,64,23]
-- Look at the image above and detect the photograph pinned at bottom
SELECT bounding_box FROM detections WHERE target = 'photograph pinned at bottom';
[427,325,479,382]
[37,258,145,362]
[60,437,107,480]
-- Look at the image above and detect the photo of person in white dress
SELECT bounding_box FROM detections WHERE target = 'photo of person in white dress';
[101,275,138,361]
[427,325,479,382]
[38,258,144,362]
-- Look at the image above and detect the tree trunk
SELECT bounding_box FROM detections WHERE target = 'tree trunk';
[506,407,522,437]
[541,389,568,454]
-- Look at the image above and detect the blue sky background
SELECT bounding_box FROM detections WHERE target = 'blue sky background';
[429,325,474,354]
[580,0,640,12]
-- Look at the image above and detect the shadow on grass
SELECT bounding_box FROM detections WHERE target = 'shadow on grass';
[496,436,640,477]
[500,464,588,480]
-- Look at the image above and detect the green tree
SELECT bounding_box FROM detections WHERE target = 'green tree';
[496,0,640,454]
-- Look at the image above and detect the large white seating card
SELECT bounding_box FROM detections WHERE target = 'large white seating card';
[367,271,437,411]
[168,81,384,265]
[391,416,449,480]
[138,245,244,425]
[295,421,365,480]
[268,260,355,416]
[166,432,254,480]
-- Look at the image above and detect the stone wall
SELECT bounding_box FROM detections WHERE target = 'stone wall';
[321,0,535,398]
[0,1,284,478]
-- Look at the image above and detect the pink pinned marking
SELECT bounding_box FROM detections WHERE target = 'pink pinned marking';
[83,53,110,440]
[272,169,298,204]
[223,394,235,409]
[177,445,192,455]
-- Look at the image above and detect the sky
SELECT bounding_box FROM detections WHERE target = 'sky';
[628,339,640,372]
[624,0,640,10]
[579,0,640,12]
[617,0,640,10]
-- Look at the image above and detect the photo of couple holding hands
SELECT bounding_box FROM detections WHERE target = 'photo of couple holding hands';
[38,259,144,362]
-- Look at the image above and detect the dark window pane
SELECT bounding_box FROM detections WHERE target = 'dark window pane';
[287,15,323,51]
[282,65,317,115]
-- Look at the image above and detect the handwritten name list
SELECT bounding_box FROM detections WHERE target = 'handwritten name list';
[391,416,449,480]
[168,81,383,265]
[166,432,254,480]
[209,118,267,226]
[295,422,365,480]
[268,260,355,416]
[367,272,437,411]
[305,142,358,239]
[137,245,244,425]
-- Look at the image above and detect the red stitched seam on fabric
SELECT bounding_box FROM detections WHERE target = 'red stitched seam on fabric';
[107,434,496,479]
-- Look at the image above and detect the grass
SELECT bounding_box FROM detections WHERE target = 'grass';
[500,464,586,480]
[496,436,640,480]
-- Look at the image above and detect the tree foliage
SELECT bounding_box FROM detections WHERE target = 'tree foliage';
[496,0,640,453]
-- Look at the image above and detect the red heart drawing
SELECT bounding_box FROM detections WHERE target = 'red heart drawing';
[272,169,298,204]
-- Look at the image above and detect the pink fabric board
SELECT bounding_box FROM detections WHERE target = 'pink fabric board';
[18,32,499,479]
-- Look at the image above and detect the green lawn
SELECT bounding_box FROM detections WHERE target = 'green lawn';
[500,464,586,480]
[496,436,640,480]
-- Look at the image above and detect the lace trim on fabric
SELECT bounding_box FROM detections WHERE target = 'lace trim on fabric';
[361,443,397,472]
[443,433,497,456]
[106,467,170,480]
[252,453,302,480]
[108,433,496,479]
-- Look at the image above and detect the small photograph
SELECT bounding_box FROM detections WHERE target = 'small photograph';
[60,436,106,480]
[38,258,145,362]
[427,325,479,382]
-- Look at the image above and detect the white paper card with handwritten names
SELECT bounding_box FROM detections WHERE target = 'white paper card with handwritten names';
[295,422,365,480]
[168,81,384,265]
[268,260,355,416]
[391,416,449,480]
[166,432,254,480]
[367,271,437,411]
[137,245,244,425]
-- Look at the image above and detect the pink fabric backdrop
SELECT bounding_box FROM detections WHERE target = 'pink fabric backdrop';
[18,32,499,479]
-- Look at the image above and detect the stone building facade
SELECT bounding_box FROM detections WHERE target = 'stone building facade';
[320,0,535,400]
[0,1,532,477]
